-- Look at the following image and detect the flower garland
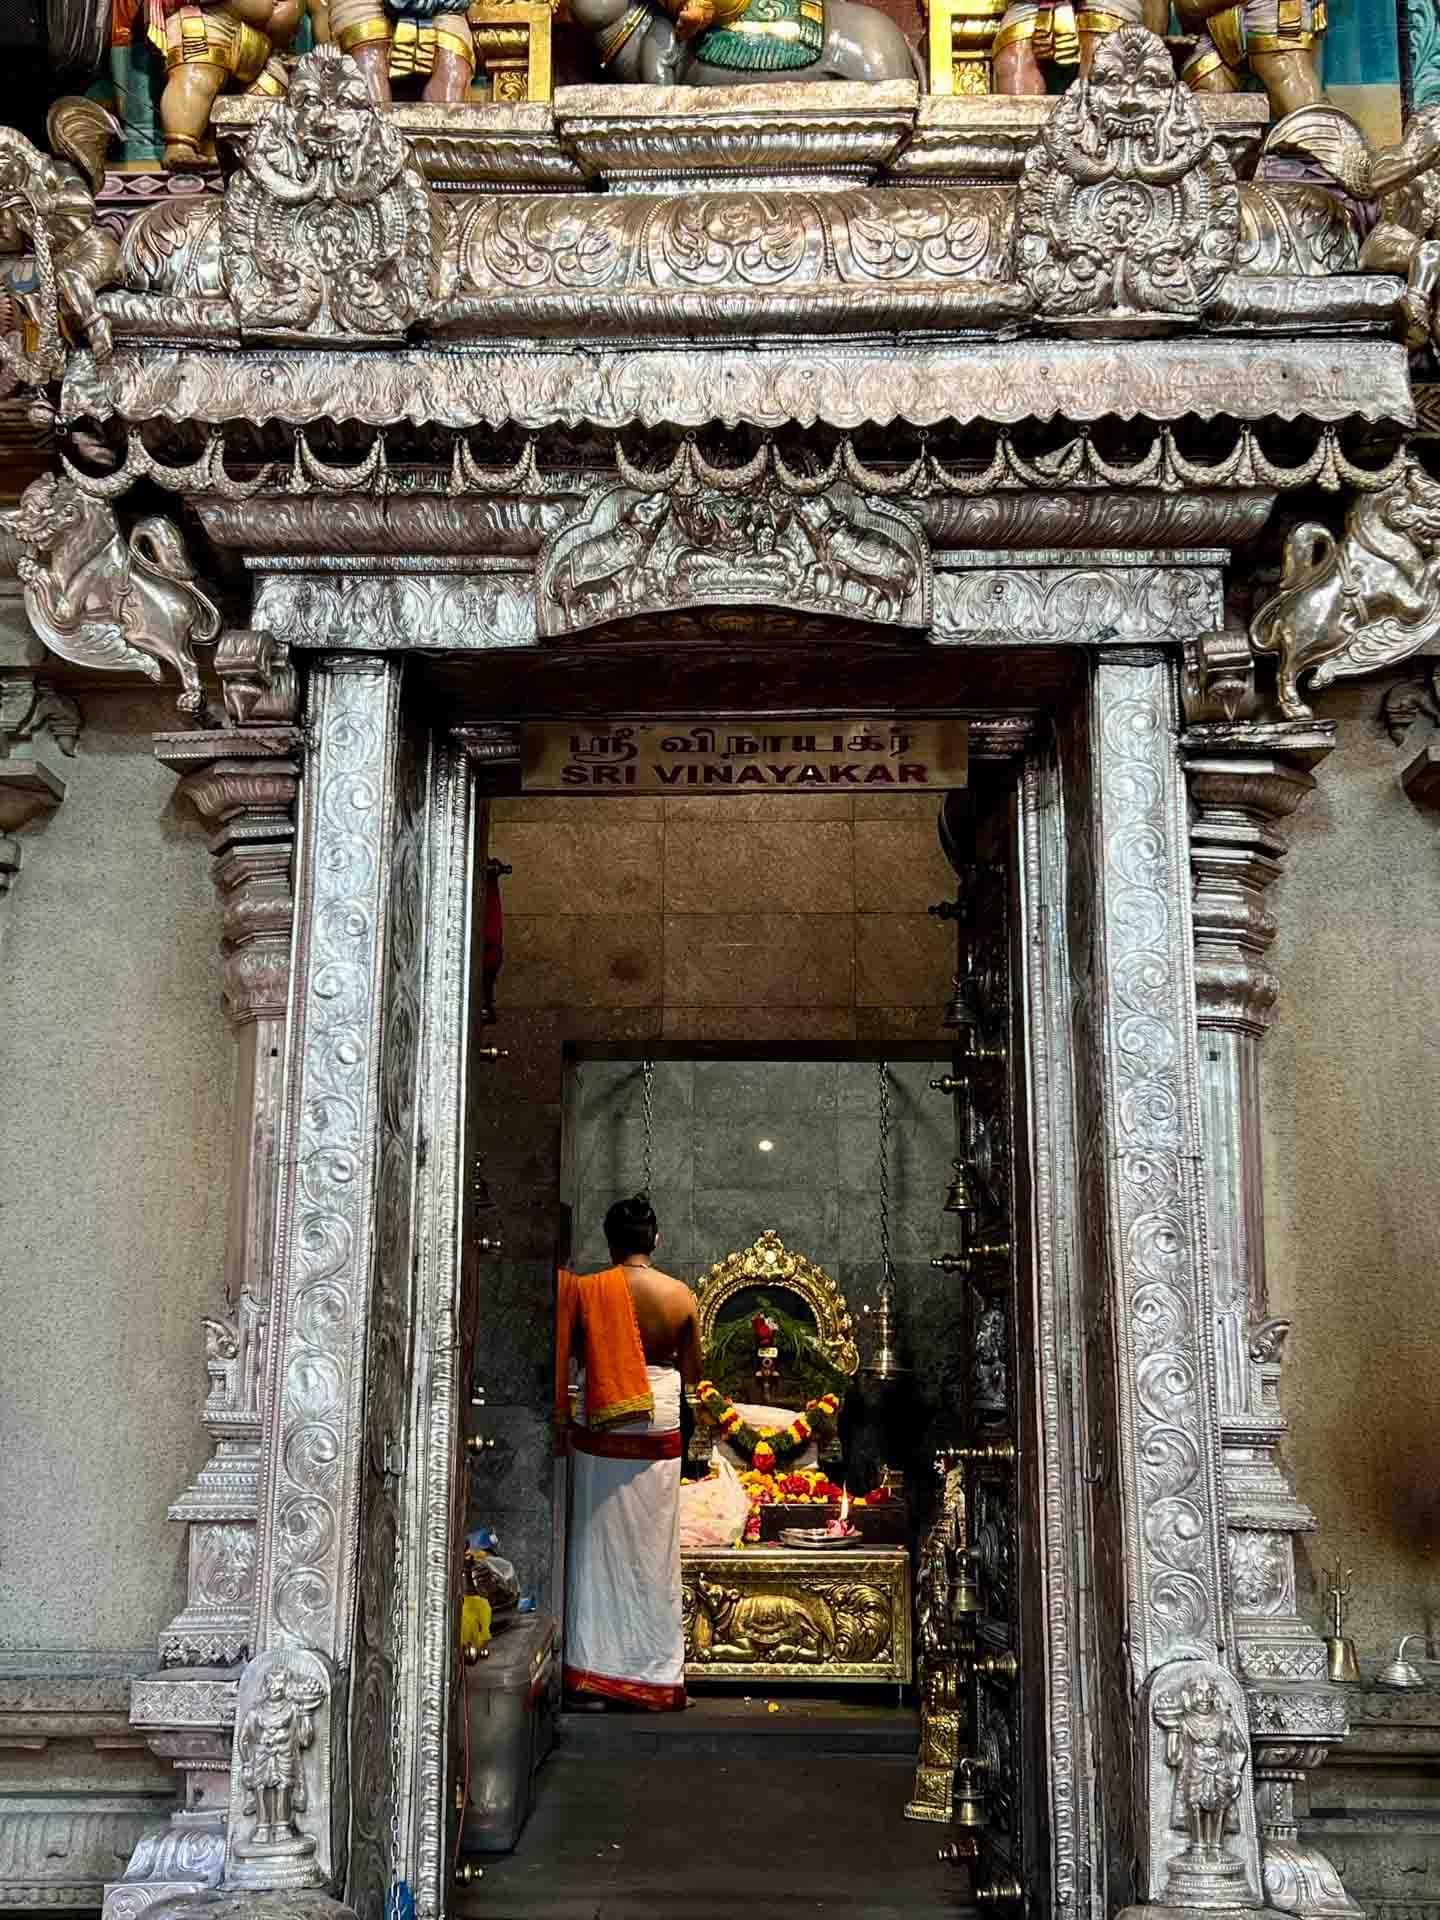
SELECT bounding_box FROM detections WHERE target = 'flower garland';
[695,1379,840,1472]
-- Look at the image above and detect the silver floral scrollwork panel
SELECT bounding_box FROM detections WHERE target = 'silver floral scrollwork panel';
[404,745,476,1920]
[1062,655,1255,1907]
[242,652,416,1881]
[1090,652,1229,1682]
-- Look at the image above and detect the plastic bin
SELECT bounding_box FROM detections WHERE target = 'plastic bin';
[460,1614,558,1853]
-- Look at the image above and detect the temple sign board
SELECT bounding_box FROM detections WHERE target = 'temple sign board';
[521,719,969,794]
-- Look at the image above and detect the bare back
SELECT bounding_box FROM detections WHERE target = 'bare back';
[623,1261,701,1386]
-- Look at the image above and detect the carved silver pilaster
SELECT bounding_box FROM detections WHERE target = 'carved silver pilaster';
[1181,714,1362,1919]
[234,654,421,1908]
[150,725,303,1670]
[1072,653,1264,1912]
[105,695,303,1920]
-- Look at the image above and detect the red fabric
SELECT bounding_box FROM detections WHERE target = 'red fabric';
[563,1664,687,1712]
[482,864,504,979]
[569,1423,681,1462]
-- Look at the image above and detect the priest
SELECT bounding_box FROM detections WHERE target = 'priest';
[556,1194,702,1711]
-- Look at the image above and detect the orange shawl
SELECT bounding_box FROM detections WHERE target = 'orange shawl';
[555,1266,654,1433]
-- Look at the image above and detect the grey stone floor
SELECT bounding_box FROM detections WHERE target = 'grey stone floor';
[461,1699,972,1920]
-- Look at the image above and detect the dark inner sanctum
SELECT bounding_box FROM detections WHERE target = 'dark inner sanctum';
[452,757,1030,1915]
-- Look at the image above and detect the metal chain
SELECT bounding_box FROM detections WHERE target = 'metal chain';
[641,1058,655,1196]
[877,1060,893,1290]
[384,1499,407,1920]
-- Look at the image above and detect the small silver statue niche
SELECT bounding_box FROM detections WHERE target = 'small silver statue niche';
[236,1665,324,1858]
[1156,1674,1249,1890]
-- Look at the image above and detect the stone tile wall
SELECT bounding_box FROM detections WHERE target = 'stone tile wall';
[466,792,962,1605]
[492,791,957,1043]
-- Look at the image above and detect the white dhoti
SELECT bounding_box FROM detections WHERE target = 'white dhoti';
[563,1364,686,1711]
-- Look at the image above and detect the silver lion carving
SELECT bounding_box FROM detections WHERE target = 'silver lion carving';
[0,98,120,390]
[1016,27,1239,322]
[538,479,929,638]
[222,47,433,339]
[1249,456,1440,720]
[5,475,222,718]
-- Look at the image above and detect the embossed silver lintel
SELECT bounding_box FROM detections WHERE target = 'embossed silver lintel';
[63,338,1414,436]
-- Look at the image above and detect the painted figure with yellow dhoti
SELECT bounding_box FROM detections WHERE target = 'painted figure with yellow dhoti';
[327,0,476,102]
[991,0,1164,94]
[1178,0,1325,120]
[147,0,297,169]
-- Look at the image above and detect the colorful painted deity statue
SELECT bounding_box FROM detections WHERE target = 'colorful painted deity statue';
[323,0,476,102]
[570,0,915,86]
[991,0,1164,94]
[1177,0,1326,119]
[147,0,300,168]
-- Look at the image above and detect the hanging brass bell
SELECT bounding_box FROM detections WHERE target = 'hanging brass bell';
[862,1295,907,1381]
[950,1551,980,1618]
[943,973,982,1034]
[944,1158,981,1219]
[954,1756,989,1828]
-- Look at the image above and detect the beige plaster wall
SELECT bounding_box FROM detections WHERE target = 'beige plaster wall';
[0,689,230,1652]
[1262,685,1440,1658]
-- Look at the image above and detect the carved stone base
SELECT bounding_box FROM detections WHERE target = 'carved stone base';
[107,1878,225,1920]
[103,1812,226,1920]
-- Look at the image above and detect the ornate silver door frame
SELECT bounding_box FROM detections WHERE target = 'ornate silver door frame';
[228,637,1285,1920]
[234,657,475,1920]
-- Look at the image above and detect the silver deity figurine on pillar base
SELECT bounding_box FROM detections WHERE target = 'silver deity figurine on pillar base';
[1157,1675,1251,1899]
[226,1651,335,1892]
[1131,1660,1266,1914]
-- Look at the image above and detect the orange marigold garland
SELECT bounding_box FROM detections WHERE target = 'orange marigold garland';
[695,1380,840,1469]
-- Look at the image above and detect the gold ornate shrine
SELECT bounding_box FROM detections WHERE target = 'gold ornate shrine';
[683,1547,911,1690]
[695,1230,860,1382]
[687,1231,858,1467]
[682,1236,909,1688]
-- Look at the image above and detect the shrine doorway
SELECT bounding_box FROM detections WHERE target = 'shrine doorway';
[260,633,1241,1920]
[441,683,1040,1914]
